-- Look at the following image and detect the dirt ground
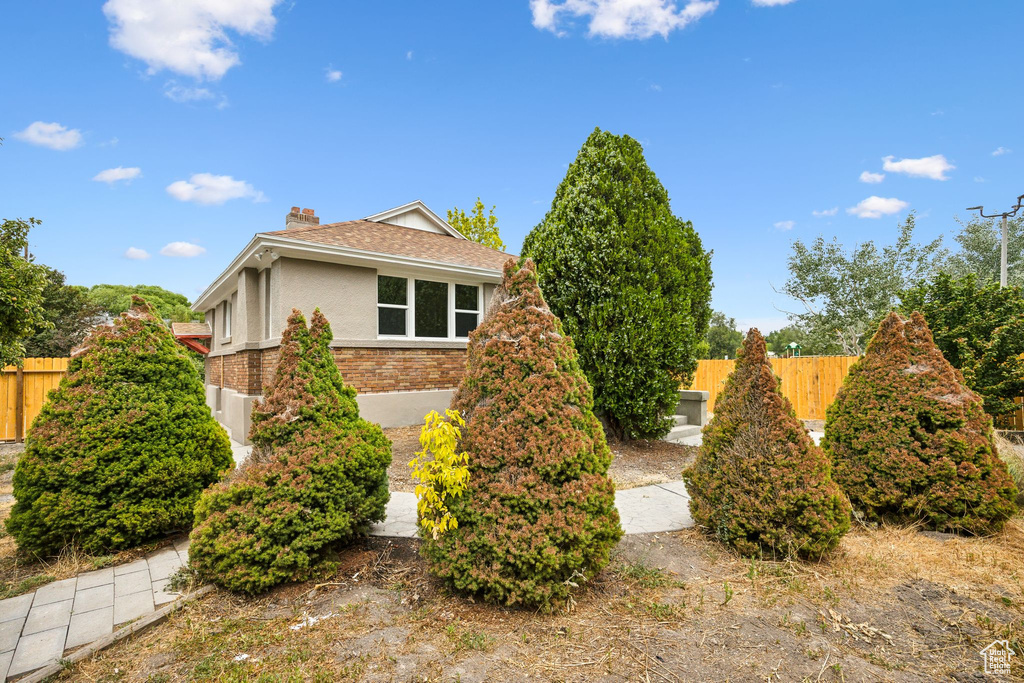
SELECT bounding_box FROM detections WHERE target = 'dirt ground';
[64,519,1024,682]
[385,426,698,492]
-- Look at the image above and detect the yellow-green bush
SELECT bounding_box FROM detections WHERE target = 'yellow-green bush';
[409,409,470,539]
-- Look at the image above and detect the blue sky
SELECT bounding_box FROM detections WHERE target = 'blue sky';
[3,0,1022,331]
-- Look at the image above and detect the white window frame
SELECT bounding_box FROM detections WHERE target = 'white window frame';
[222,300,232,340]
[376,274,482,341]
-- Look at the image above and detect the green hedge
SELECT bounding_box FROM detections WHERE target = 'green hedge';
[7,297,233,555]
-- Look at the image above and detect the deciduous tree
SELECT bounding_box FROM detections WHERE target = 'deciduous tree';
[0,218,48,366]
[447,198,505,251]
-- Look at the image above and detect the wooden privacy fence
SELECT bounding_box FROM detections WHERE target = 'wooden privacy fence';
[1,358,69,442]
[688,356,861,421]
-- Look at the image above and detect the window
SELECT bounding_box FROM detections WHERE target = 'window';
[455,284,480,338]
[222,300,232,338]
[415,280,448,338]
[378,275,408,336]
[377,275,483,340]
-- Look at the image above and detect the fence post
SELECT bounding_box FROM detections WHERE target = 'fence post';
[14,366,24,443]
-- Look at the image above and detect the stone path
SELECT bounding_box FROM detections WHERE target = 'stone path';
[0,539,190,681]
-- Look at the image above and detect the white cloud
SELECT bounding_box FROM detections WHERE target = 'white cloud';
[751,0,796,5]
[164,81,215,102]
[13,121,83,150]
[882,154,954,180]
[992,146,1012,156]
[406,50,414,60]
[649,83,663,91]
[773,220,795,231]
[325,67,342,82]
[166,173,265,205]
[974,176,988,183]
[124,247,150,260]
[812,207,838,217]
[859,170,885,184]
[93,166,142,184]
[160,241,206,258]
[530,0,718,39]
[102,0,282,81]
[846,196,909,219]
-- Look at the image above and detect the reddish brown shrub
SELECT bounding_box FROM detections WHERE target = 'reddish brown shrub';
[189,309,391,594]
[421,258,622,610]
[683,329,850,558]
[823,311,1017,533]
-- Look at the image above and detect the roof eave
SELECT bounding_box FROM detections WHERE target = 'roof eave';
[191,234,506,312]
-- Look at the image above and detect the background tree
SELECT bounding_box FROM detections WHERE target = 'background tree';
[779,213,946,355]
[446,198,505,251]
[86,284,201,322]
[0,218,49,366]
[704,311,743,359]
[765,324,811,356]
[684,329,850,558]
[900,273,1024,419]
[523,128,713,440]
[422,259,622,610]
[823,312,1016,534]
[7,297,233,555]
[944,215,1024,288]
[22,267,101,357]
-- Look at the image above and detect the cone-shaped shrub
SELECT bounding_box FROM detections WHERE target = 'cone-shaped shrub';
[188,309,391,594]
[824,311,1017,533]
[7,297,233,555]
[683,330,850,558]
[421,258,622,611]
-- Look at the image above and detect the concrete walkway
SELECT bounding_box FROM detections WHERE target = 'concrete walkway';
[0,538,190,680]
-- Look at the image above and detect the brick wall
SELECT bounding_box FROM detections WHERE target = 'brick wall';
[207,346,466,395]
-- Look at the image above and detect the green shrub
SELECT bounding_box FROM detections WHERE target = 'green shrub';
[900,272,1024,420]
[188,309,391,594]
[823,311,1017,533]
[421,258,623,611]
[7,297,233,555]
[522,128,712,439]
[684,329,850,558]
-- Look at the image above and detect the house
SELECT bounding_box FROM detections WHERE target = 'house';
[192,201,514,444]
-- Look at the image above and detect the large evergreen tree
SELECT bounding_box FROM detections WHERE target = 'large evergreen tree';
[7,297,233,555]
[422,259,622,611]
[189,309,392,594]
[522,128,712,439]
[824,312,1017,533]
[684,329,850,558]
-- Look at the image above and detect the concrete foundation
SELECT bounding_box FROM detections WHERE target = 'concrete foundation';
[676,389,709,427]
[206,386,455,444]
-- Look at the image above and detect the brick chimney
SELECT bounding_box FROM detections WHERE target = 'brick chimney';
[285,206,319,230]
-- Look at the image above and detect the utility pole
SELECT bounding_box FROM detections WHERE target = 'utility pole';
[966,193,1023,288]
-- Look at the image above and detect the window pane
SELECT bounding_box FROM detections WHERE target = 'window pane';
[456,311,478,338]
[455,284,479,311]
[378,307,406,335]
[415,280,448,338]
[378,275,407,305]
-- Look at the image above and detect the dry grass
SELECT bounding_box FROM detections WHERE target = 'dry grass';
[62,516,1024,682]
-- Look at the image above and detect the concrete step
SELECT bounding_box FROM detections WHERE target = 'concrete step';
[664,424,702,444]
[672,414,688,427]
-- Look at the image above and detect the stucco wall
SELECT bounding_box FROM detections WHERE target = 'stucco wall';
[274,257,377,341]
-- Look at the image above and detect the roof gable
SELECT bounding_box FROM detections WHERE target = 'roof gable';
[363,200,465,238]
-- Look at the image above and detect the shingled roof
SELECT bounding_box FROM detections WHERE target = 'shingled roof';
[261,220,514,271]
